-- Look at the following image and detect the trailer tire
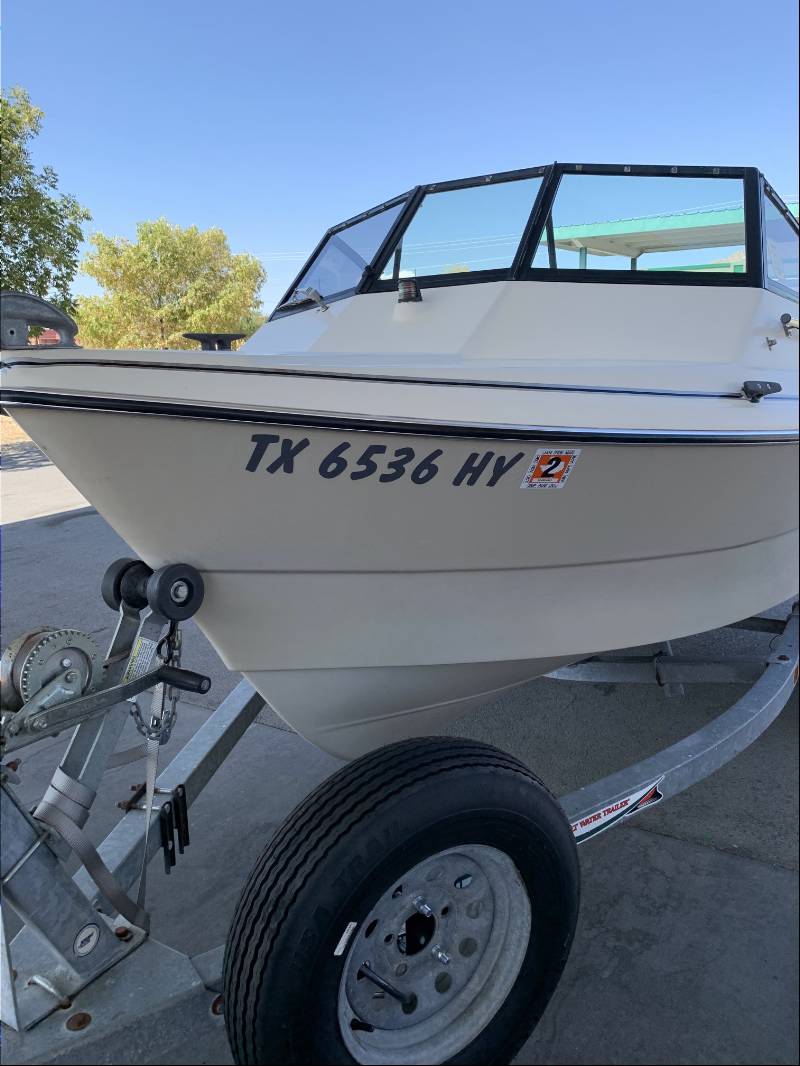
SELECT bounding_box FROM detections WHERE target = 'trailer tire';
[223,736,579,1065]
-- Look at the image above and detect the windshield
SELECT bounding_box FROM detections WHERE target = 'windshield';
[531,175,748,273]
[763,191,799,296]
[383,177,543,279]
[284,201,404,305]
[273,165,794,316]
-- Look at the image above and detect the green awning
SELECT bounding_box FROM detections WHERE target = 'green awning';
[551,200,799,259]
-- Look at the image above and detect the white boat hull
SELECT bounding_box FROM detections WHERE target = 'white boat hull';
[9,405,798,757]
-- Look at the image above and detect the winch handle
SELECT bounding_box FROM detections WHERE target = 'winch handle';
[157,665,211,695]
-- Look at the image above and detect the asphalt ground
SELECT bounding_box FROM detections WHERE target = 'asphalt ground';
[1,437,798,1065]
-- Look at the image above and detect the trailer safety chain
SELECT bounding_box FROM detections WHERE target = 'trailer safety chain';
[130,624,182,746]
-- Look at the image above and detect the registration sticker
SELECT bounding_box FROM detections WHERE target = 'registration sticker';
[520,448,581,489]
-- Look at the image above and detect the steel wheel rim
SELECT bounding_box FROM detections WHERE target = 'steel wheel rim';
[337,843,532,1065]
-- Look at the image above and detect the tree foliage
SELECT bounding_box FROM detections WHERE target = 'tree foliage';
[0,87,91,310]
[76,219,267,349]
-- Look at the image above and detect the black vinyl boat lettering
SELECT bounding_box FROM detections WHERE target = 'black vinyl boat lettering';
[410,450,443,484]
[453,451,495,486]
[319,442,443,483]
[319,442,352,478]
[351,443,387,480]
[380,447,416,482]
[247,437,544,487]
[268,436,310,473]
[246,433,280,471]
[488,452,525,486]
[452,450,525,486]
[247,433,310,474]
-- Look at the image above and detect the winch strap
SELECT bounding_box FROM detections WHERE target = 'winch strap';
[38,784,89,828]
[52,766,95,809]
[136,732,161,909]
[136,679,168,910]
[34,801,149,930]
[36,766,97,829]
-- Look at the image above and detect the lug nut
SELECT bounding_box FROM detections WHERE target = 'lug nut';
[430,944,450,965]
[412,895,433,917]
[61,658,73,669]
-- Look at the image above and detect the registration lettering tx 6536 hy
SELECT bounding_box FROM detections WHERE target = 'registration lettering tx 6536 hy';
[245,434,527,488]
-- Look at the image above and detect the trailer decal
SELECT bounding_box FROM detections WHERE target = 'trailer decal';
[571,778,664,843]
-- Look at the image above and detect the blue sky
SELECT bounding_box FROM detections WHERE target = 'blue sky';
[4,0,798,311]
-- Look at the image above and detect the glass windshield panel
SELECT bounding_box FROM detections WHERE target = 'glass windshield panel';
[291,202,404,301]
[532,175,747,274]
[386,177,542,279]
[763,193,799,296]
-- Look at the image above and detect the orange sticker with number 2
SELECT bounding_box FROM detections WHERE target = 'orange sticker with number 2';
[520,448,582,489]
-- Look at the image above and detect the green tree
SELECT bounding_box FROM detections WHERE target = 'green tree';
[76,219,266,349]
[0,87,91,310]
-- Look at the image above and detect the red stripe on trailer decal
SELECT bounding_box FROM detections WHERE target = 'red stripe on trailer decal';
[571,778,665,843]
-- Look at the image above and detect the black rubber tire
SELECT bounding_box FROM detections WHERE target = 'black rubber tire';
[100,557,136,610]
[223,736,579,1065]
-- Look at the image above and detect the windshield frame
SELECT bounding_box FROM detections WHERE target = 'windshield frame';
[271,163,789,318]
[368,164,552,292]
[760,176,800,302]
[270,188,417,320]
[515,163,762,289]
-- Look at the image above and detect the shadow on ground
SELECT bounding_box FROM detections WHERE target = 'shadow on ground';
[1,439,51,471]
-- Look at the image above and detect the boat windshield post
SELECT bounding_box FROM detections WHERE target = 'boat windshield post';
[746,167,767,290]
[358,185,425,292]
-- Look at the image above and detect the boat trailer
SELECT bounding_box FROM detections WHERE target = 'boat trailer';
[1,558,797,1064]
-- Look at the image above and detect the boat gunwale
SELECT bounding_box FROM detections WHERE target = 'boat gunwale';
[3,388,798,446]
[3,355,798,405]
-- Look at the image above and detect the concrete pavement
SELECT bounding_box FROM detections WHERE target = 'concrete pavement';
[1,450,797,1064]
[1,436,88,522]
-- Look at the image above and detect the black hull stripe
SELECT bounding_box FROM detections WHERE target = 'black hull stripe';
[3,355,797,403]
[3,390,798,445]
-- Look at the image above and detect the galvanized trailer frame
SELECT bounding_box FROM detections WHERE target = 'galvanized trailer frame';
[1,599,797,1065]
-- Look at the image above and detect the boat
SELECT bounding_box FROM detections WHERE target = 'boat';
[2,162,798,758]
